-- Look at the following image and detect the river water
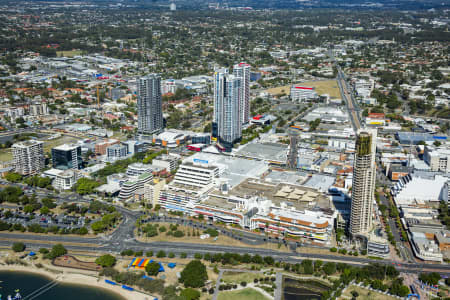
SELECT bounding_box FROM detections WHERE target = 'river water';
[0,271,124,300]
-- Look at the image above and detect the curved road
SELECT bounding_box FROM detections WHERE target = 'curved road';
[1,183,449,274]
[1,204,450,275]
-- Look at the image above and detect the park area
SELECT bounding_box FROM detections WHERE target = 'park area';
[265,80,341,99]
[217,287,270,300]
[221,272,264,284]
[57,50,83,57]
[136,223,291,253]
[53,255,102,271]
[339,285,398,300]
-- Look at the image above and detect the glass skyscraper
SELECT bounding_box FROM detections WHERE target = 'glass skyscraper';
[51,144,82,170]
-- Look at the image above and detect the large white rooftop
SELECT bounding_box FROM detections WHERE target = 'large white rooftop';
[187,152,269,188]
[394,174,449,205]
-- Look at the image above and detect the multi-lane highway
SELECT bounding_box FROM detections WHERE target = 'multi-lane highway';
[337,67,362,131]
[1,196,450,275]
[1,174,449,275]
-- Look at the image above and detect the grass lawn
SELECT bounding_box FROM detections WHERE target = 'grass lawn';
[339,285,398,300]
[266,80,341,99]
[221,272,264,284]
[0,149,12,162]
[137,224,291,252]
[217,288,270,300]
[57,50,83,57]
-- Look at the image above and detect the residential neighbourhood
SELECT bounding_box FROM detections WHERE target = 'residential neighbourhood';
[0,1,449,300]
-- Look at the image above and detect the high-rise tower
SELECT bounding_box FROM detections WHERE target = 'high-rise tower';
[233,63,251,124]
[213,69,242,151]
[349,129,377,237]
[137,74,163,136]
[12,140,45,175]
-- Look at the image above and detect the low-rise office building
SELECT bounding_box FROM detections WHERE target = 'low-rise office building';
[158,183,212,213]
[126,163,153,177]
[106,143,128,160]
[173,160,219,188]
[367,231,390,258]
[53,169,78,190]
[290,86,318,102]
[144,179,166,207]
[152,155,179,172]
[118,172,153,201]
[95,139,120,155]
[424,146,450,172]
[410,231,443,262]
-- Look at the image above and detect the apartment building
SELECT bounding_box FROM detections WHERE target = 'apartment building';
[137,74,163,136]
[349,129,377,238]
[12,140,45,175]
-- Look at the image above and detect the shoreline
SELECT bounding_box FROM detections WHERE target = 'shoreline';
[0,264,152,300]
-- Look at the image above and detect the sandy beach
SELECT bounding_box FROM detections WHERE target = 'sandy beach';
[0,264,153,300]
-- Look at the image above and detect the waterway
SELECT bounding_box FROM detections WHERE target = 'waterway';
[0,271,124,300]
[282,277,330,300]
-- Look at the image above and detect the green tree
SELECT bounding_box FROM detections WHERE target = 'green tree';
[78,227,88,235]
[91,221,107,233]
[146,261,161,276]
[95,254,117,267]
[5,172,22,183]
[263,256,275,265]
[40,206,50,215]
[179,260,208,288]
[75,178,101,195]
[301,259,314,274]
[23,204,35,214]
[49,244,67,259]
[419,272,441,285]
[12,242,25,252]
[156,250,166,258]
[42,198,57,209]
[323,262,336,275]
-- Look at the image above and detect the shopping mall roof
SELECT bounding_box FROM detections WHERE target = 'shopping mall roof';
[236,142,287,163]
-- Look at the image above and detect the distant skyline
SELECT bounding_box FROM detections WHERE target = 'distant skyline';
[15,0,450,10]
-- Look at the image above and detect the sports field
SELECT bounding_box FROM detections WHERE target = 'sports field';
[57,50,83,57]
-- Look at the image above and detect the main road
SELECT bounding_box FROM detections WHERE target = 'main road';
[1,202,449,275]
[1,184,449,274]
[337,67,361,131]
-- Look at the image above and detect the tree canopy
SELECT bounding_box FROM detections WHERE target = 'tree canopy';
[146,261,160,276]
[179,260,208,288]
[75,178,101,195]
[12,242,26,252]
[95,254,117,267]
[48,244,67,259]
